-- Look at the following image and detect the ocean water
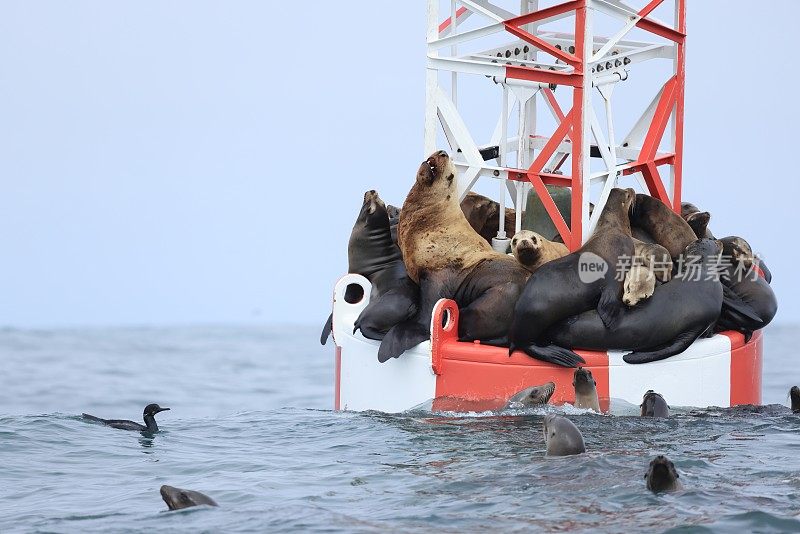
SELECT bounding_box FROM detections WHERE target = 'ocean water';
[1,324,799,533]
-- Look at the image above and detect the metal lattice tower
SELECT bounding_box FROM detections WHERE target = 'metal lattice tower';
[424,0,686,250]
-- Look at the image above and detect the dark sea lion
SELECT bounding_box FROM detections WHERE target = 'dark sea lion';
[680,201,714,239]
[630,194,695,261]
[640,390,669,417]
[645,456,682,492]
[460,191,517,245]
[320,191,419,345]
[379,151,567,363]
[82,404,169,432]
[573,368,600,412]
[505,382,556,409]
[511,230,568,274]
[160,485,218,510]
[387,204,400,244]
[509,188,636,366]
[543,415,586,456]
[715,236,777,339]
[790,386,800,413]
[547,239,724,364]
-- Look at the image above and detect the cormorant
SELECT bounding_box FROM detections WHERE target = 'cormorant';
[82,403,170,432]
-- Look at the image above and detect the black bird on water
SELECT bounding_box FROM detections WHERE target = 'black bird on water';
[82,404,170,432]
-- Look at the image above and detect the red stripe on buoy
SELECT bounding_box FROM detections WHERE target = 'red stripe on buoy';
[334,346,342,411]
[723,330,762,406]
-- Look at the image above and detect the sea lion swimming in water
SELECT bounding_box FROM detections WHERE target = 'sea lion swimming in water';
[543,415,586,456]
[379,151,580,366]
[160,485,218,510]
[790,386,800,413]
[505,382,556,409]
[320,191,419,344]
[645,455,682,492]
[509,188,636,366]
[640,390,669,417]
[573,368,601,412]
[82,404,170,432]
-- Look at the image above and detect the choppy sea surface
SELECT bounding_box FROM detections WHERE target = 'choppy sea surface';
[1,324,798,533]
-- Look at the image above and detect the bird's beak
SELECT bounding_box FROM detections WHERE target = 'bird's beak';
[158,407,170,413]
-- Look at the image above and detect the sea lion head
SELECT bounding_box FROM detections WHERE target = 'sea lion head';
[640,390,667,416]
[680,201,701,219]
[720,236,754,267]
[507,381,555,408]
[684,237,723,259]
[790,386,800,413]
[511,230,543,271]
[572,367,596,394]
[160,485,218,510]
[358,190,390,228]
[415,150,457,201]
[645,455,680,492]
[623,264,655,307]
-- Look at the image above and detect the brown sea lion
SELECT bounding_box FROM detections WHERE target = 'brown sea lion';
[680,201,714,239]
[508,188,635,365]
[505,382,556,409]
[543,415,586,456]
[640,390,669,417]
[378,151,582,365]
[630,194,695,261]
[573,368,601,412]
[645,456,682,492]
[460,191,518,245]
[511,230,569,274]
[160,485,218,510]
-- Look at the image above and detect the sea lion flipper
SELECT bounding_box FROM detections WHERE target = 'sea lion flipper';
[721,286,763,324]
[377,320,429,363]
[320,314,333,345]
[623,329,701,364]
[596,285,623,329]
[516,343,585,368]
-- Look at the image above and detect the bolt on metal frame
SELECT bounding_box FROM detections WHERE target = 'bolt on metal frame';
[425,0,686,250]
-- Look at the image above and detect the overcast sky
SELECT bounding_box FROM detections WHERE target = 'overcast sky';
[0,1,796,328]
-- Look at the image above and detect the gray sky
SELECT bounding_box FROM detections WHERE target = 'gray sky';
[1,1,796,327]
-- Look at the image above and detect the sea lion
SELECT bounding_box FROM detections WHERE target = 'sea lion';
[505,382,556,409]
[511,230,569,273]
[387,204,401,244]
[508,188,636,365]
[543,415,586,456]
[379,151,579,365]
[573,368,601,412]
[790,386,800,413]
[640,390,669,417]
[460,191,518,245]
[160,485,218,510]
[715,236,777,339]
[622,265,655,307]
[320,191,419,345]
[380,151,576,363]
[547,239,725,364]
[645,456,682,492]
[630,194,695,262]
[680,202,714,239]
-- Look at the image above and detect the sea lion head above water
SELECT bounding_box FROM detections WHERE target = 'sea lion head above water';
[160,485,218,510]
[645,455,681,492]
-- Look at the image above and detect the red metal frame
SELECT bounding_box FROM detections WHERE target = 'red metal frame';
[442,0,687,251]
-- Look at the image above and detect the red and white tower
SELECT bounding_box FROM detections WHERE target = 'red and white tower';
[425,0,685,250]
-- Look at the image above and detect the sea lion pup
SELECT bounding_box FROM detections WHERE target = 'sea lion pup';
[505,382,556,409]
[160,485,218,510]
[640,390,669,417]
[546,239,725,364]
[622,240,672,307]
[629,193,696,262]
[680,201,714,239]
[790,386,800,413]
[622,265,655,307]
[378,151,584,365]
[460,191,517,245]
[511,230,568,273]
[573,368,601,412]
[508,188,635,365]
[320,191,419,345]
[715,236,776,340]
[543,415,586,456]
[645,456,682,492]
